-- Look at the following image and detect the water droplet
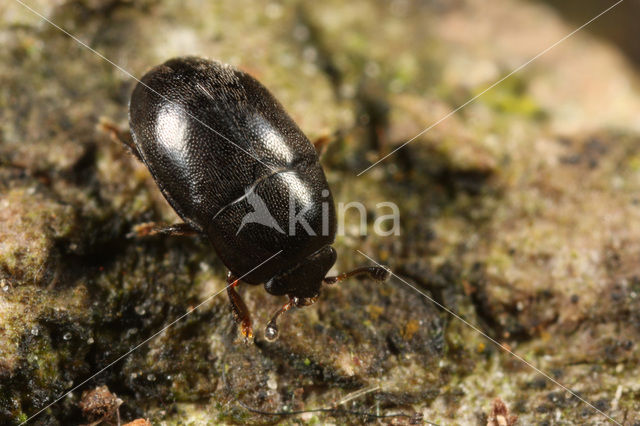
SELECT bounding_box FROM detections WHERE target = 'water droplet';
[364,61,380,78]
[134,305,146,315]
[302,46,318,62]
[2,285,8,292]
[147,374,156,382]
[293,24,310,41]
[63,332,72,341]
[31,327,39,336]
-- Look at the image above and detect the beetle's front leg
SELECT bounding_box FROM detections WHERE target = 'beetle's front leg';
[323,265,391,285]
[264,296,317,341]
[128,222,201,238]
[226,272,253,342]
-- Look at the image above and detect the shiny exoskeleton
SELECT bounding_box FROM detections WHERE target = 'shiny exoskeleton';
[123,57,389,341]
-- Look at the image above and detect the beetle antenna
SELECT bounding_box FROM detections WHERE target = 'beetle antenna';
[323,265,391,285]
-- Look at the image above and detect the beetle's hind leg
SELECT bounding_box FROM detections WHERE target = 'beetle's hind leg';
[226,272,254,342]
[99,118,142,162]
[264,296,317,342]
[128,222,201,238]
[323,265,391,285]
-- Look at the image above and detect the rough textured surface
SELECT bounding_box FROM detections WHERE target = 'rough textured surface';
[1,0,640,424]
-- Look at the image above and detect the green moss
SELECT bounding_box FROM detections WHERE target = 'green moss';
[476,75,546,119]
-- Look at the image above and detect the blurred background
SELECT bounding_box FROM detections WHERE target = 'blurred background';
[1,0,639,424]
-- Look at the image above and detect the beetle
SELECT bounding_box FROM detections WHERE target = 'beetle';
[117,56,389,341]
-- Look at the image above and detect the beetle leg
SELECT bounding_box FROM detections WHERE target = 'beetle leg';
[226,272,253,342]
[127,222,201,238]
[99,119,143,162]
[312,135,331,157]
[323,265,391,285]
[264,296,317,341]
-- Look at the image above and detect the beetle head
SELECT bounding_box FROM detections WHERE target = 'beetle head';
[265,245,337,298]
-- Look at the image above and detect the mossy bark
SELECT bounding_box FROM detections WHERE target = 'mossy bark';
[1,0,639,424]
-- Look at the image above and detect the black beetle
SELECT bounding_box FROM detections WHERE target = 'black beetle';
[118,56,389,341]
